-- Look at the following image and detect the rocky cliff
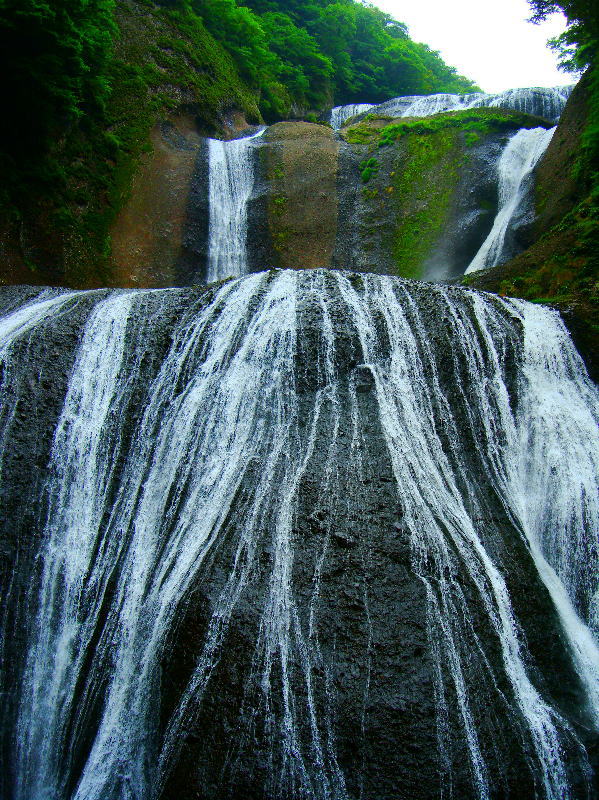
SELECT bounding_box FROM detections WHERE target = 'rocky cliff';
[463,72,598,381]
[97,105,556,288]
[0,0,261,289]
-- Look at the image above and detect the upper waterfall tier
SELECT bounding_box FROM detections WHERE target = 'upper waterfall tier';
[330,103,375,129]
[330,85,574,128]
[1,271,597,800]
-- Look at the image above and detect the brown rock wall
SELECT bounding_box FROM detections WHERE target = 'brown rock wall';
[265,122,338,270]
[110,122,201,288]
[535,72,590,234]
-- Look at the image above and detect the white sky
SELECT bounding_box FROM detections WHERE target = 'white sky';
[373,0,577,93]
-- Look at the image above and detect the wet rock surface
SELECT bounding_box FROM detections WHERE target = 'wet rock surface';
[0,274,596,799]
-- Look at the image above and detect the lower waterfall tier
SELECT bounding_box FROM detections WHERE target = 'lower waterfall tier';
[0,270,597,800]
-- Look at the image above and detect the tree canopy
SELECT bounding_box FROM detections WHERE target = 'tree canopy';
[0,0,116,158]
[528,0,598,188]
[190,0,479,115]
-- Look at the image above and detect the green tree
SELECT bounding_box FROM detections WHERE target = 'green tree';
[239,0,478,105]
[528,0,598,187]
[192,0,274,83]
[0,0,116,158]
[260,11,334,107]
[528,0,598,67]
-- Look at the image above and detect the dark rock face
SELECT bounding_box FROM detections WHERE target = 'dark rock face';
[176,138,211,285]
[0,287,106,800]
[247,139,277,274]
[332,138,400,276]
[419,134,505,280]
[0,272,597,800]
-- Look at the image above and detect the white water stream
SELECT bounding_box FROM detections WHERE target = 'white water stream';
[2,272,597,800]
[206,129,264,283]
[330,104,375,129]
[465,126,555,273]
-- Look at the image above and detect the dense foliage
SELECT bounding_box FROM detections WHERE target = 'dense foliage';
[0,0,116,200]
[0,0,116,142]
[0,0,477,198]
[529,0,598,189]
[192,0,478,115]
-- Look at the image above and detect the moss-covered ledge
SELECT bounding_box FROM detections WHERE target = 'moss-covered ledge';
[335,108,554,281]
[341,107,553,148]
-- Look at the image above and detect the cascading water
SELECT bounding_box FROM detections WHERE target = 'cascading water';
[350,85,573,124]
[330,104,375,130]
[465,126,555,274]
[1,271,597,800]
[206,129,264,283]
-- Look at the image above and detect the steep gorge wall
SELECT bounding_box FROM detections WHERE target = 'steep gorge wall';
[110,122,207,288]
[261,122,339,270]
[117,106,550,287]
[252,108,551,281]
[0,0,261,290]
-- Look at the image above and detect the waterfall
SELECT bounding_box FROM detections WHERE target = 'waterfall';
[206,129,264,283]
[364,85,573,123]
[15,292,138,800]
[465,126,555,274]
[2,271,597,799]
[0,290,79,478]
[508,298,599,722]
[330,103,375,129]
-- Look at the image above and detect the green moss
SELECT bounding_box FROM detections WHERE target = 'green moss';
[272,195,287,214]
[360,157,380,183]
[348,272,365,290]
[390,129,462,279]
[272,229,290,251]
[343,123,380,145]
[377,107,551,148]
[344,107,549,152]
[362,187,379,200]
[464,131,480,147]
[527,296,569,304]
